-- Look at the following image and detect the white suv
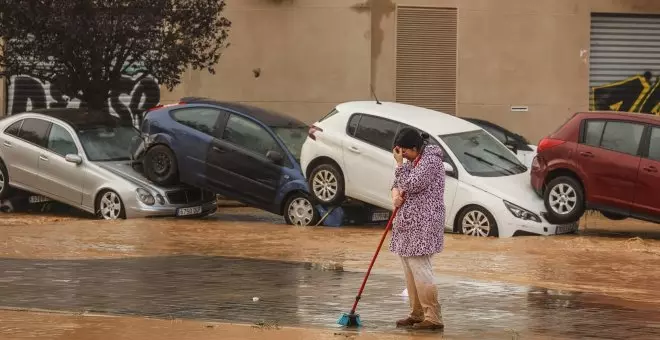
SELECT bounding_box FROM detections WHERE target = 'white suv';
[300,101,576,237]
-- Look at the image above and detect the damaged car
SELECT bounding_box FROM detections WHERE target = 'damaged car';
[129,97,320,226]
[0,109,217,220]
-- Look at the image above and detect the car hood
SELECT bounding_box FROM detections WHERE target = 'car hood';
[94,161,174,194]
[468,172,546,214]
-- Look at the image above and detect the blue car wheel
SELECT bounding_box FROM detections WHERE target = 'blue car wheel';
[284,193,319,226]
[144,145,179,186]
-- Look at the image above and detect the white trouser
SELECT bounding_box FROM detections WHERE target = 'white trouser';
[400,255,443,325]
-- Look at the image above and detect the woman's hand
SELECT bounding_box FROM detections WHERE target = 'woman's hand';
[393,147,404,165]
[392,188,403,208]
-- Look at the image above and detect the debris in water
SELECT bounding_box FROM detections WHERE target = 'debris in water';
[252,296,260,302]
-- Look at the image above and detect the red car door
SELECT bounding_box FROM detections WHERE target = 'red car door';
[632,126,660,218]
[576,120,644,212]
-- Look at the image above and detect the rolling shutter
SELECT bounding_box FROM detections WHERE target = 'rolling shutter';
[395,6,457,115]
[589,13,660,114]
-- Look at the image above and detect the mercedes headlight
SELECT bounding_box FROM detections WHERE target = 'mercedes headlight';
[504,200,541,222]
[136,188,155,205]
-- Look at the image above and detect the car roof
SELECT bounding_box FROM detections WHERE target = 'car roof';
[24,108,134,130]
[334,101,480,135]
[575,110,660,124]
[180,97,308,128]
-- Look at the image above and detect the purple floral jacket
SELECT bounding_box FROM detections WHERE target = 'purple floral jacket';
[389,144,445,257]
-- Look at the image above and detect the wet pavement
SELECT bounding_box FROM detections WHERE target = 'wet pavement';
[1,255,659,339]
[1,206,660,339]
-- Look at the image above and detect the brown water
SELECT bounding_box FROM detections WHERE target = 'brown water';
[0,207,659,338]
[2,208,658,305]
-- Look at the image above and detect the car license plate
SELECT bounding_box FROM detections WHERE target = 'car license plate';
[177,206,202,216]
[371,211,390,222]
[28,195,52,204]
[556,223,578,235]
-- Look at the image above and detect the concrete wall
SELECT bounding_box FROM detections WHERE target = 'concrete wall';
[159,0,660,143]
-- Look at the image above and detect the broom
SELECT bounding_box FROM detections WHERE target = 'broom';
[338,149,421,327]
[336,204,401,327]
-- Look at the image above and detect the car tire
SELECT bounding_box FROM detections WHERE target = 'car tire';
[308,163,345,206]
[601,211,627,221]
[456,205,499,237]
[96,190,126,220]
[543,176,585,224]
[144,144,179,186]
[0,160,12,200]
[284,192,320,226]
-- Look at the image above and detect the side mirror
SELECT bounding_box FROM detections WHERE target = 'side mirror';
[443,162,455,176]
[65,154,83,165]
[505,142,518,153]
[266,150,284,165]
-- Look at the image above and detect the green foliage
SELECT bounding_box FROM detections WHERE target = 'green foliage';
[0,0,231,111]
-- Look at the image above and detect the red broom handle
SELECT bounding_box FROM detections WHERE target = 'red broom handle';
[349,155,420,314]
[349,202,401,314]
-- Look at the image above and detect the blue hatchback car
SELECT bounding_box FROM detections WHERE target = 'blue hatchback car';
[129,97,320,226]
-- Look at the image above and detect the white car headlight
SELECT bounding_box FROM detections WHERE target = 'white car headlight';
[136,188,155,206]
[504,200,541,223]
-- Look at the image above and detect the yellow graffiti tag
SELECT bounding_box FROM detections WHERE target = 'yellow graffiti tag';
[590,73,659,115]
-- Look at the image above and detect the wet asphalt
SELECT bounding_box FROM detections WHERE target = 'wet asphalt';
[0,255,658,339]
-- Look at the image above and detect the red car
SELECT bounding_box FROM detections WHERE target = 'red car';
[531,111,660,224]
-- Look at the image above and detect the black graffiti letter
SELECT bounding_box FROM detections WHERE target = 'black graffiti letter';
[639,80,659,114]
[9,76,47,114]
[592,75,647,112]
[109,76,136,122]
[129,78,160,124]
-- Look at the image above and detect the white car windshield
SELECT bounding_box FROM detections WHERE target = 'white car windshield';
[77,125,140,162]
[440,129,527,177]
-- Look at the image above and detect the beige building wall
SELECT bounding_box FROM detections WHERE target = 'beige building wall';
[160,0,660,144]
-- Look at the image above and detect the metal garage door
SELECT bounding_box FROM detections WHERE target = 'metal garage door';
[589,13,660,114]
[396,6,457,115]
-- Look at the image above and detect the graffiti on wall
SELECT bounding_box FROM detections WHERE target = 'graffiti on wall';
[7,73,160,127]
[590,71,660,115]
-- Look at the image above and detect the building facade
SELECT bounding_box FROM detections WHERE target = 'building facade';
[3,0,660,143]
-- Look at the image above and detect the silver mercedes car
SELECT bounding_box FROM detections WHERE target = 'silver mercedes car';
[0,109,217,219]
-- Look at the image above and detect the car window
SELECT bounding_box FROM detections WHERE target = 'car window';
[224,114,282,157]
[647,127,660,162]
[47,124,78,156]
[171,107,222,135]
[353,114,399,150]
[583,120,605,147]
[346,114,360,136]
[4,120,23,136]
[17,118,50,147]
[481,124,507,144]
[600,121,644,156]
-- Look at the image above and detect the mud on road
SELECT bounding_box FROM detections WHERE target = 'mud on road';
[0,206,659,339]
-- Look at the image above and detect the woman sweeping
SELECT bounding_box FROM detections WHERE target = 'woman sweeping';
[390,127,445,331]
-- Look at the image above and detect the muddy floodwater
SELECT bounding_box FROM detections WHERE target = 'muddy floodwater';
[0,206,659,339]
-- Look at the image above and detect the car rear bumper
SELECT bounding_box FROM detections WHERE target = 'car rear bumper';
[530,156,546,197]
[125,200,218,218]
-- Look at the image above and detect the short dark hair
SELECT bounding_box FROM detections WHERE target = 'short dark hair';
[394,127,427,150]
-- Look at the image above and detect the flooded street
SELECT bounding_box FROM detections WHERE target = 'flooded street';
[1,206,659,339]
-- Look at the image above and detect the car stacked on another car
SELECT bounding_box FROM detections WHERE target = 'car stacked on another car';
[531,111,660,225]
[0,108,217,220]
[130,97,321,226]
[300,101,577,238]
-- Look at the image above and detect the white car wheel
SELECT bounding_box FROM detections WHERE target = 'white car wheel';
[308,163,345,205]
[458,206,498,237]
[97,190,125,220]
